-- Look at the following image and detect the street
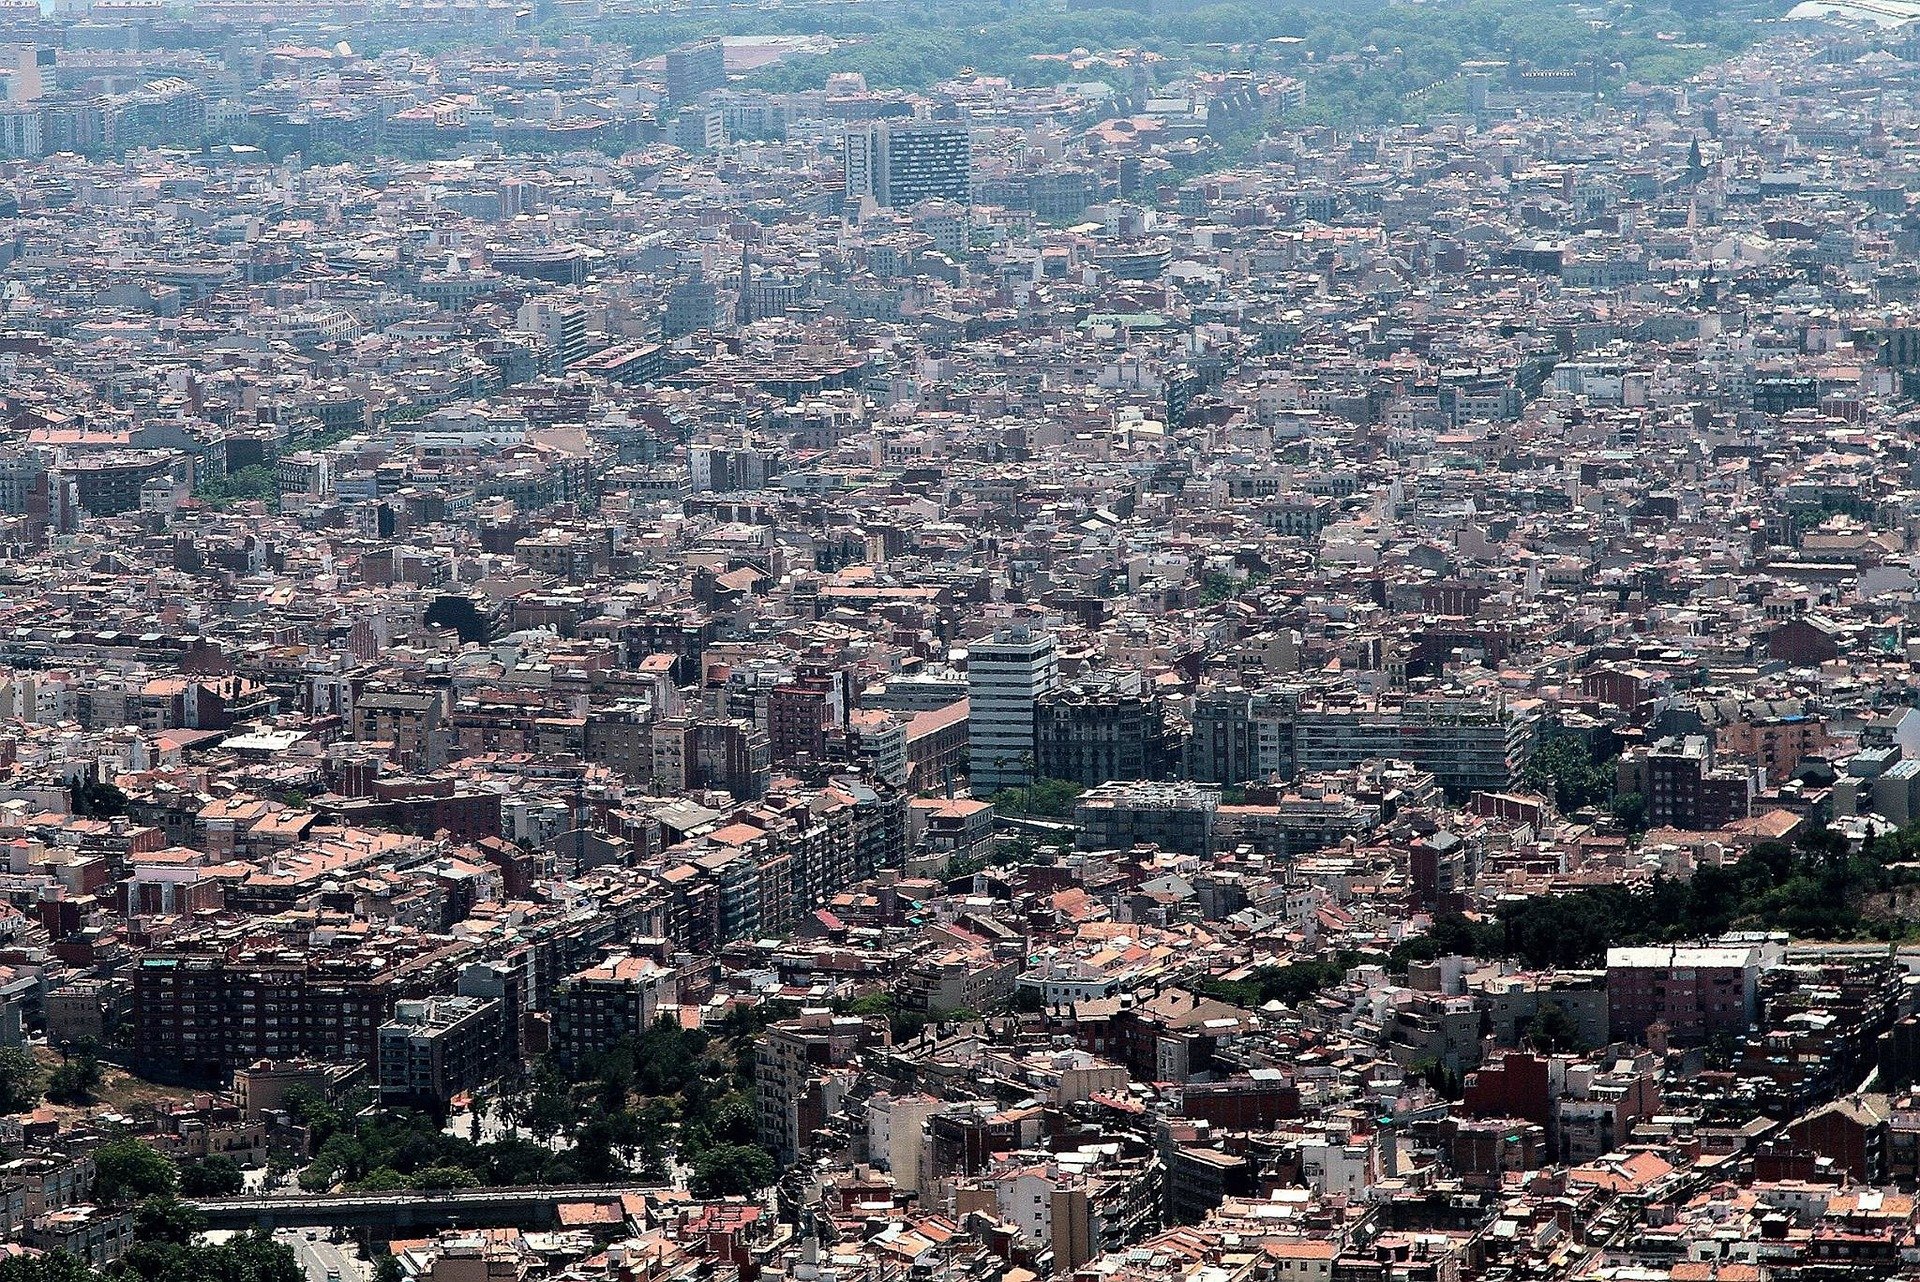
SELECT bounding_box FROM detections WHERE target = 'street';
[276,1229,367,1282]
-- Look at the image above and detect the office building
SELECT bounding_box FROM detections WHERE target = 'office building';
[1291,693,1537,794]
[516,299,590,370]
[845,119,973,210]
[0,104,39,160]
[668,105,724,153]
[665,38,726,105]
[650,716,771,800]
[1633,733,1757,831]
[967,625,1057,793]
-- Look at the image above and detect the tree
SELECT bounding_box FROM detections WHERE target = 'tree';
[134,1195,207,1245]
[46,1052,102,1106]
[689,1143,776,1197]
[946,848,990,879]
[178,1155,244,1198]
[1418,1059,1464,1100]
[114,1232,304,1282]
[1612,791,1649,833]
[480,1136,560,1186]
[1390,912,1504,968]
[1483,815,1910,965]
[1199,570,1239,604]
[709,1095,758,1147]
[373,1256,406,1282]
[282,1088,344,1149]
[193,464,280,511]
[0,1252,93,1282]
[215,1233,307,1282]
[565,1119,626,1183]
[718,1000,795,1043]
[630,1019,709,1097]
[0,1047,42,1114]
[408,1163,482,1190]
[1200,953,1360,1009]
[1528,1001,1581,1053]
[91,1138,177,1206]
[1522,734,1614,813]
[71,779,128,819]
[525,1077,575,1141]
[991,777,1085,818]
[585,1052,635,1117]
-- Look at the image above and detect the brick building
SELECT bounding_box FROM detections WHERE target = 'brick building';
[1606,944,1763,1047]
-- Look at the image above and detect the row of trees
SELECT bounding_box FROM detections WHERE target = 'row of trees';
[1519,731,1653,833]
[294,1096,574,1193]
[558,1014,780,1198]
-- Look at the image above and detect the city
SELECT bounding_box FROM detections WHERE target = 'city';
[0,0,1918,1279]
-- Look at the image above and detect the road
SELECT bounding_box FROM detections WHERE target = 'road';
[276,1230,365,1282]
[193,1182,669,1231]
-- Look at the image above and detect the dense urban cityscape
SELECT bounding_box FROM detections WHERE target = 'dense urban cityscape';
[3,0,1920,1279]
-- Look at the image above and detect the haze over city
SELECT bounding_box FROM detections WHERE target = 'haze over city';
[1,0,1920,1280]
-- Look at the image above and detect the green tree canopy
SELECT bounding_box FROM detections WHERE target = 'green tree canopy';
[689,1143,776,1197]
[91,1139,177,1206]
[193,464,279,511]
[177,1155,244,1199]
[133,1195,207,1246]
[1522,734,1615,813]
[0,1047,42,1114]
[111,1231,303,1282]
[46,1052,102,1107]
[0,1252,93,1282]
